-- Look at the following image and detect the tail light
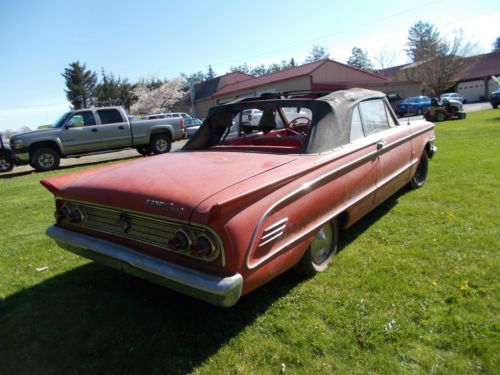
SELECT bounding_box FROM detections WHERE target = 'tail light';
[168,230,190,252]
[59,202,85,224]
[190,235,216,258]
[248,114,252,121]
[180,118,185,129]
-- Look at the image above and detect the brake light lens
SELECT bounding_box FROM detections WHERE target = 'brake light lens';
[190,235,216,258]
[180,118,185,129]
[168,230,190,252]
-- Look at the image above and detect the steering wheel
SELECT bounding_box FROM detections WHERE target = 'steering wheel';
[288,116,311,136]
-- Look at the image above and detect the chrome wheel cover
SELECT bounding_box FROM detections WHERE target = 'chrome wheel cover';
[39,153,55,168]
[155,138,168,152]
[310,223,333,265]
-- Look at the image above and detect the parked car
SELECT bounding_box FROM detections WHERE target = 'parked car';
[4,107,185,172]
[395,96,431,117]
[440,92,466,104]
[0,135,14,172]
[185,118,203,138]
[42,88,436,307]
[490,90,500,109]
[236,108,312,134]
[143,112,191,121]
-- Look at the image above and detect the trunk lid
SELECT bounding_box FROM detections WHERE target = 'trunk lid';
[41,151,298,221]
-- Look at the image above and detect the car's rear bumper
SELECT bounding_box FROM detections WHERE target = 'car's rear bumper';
[46,225,243,307]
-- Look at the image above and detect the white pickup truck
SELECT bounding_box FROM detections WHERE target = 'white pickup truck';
[5,107,186,172]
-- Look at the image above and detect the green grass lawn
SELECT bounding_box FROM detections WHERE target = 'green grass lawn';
[1,110,499,374]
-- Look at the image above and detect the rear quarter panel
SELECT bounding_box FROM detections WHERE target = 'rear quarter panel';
[192,140,380,294]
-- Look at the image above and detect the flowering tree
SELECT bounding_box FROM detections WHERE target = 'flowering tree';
[131,76,185,115]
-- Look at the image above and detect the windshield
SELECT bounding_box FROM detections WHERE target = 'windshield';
[51,112,71,128]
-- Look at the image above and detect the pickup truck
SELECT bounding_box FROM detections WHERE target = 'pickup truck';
[5,106,185,172]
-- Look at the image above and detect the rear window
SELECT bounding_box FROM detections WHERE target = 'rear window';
[97,109,123,124]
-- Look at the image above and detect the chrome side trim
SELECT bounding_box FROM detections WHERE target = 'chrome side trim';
[261,225,286,241]
[258,231,285,248]
[46,225,242,307]
[245,125,434,269]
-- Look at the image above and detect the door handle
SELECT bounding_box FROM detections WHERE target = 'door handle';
[91,128,98,132]
[118,125,125,130]
[376,140,385,150]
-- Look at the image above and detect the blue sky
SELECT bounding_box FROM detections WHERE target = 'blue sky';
[1,0,499,131]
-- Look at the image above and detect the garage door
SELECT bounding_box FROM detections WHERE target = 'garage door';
[458,80,484,102]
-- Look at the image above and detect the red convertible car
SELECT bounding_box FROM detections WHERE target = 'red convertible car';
[42,88,436,307]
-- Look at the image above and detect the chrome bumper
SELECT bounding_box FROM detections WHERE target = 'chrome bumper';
[46,225,243,307]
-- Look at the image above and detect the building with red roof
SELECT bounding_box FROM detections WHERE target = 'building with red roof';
[192,59,422,118]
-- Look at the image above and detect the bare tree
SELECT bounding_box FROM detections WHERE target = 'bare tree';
[373,46,399,71]
[398,29,481,96]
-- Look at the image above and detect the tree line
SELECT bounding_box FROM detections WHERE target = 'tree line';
[61,28,498,115]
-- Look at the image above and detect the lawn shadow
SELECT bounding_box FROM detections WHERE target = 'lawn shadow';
[0,262,302,374]
[0,156,141,179]
[0,187,405,373]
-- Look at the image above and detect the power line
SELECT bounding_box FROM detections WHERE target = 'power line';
[207,0,442,68]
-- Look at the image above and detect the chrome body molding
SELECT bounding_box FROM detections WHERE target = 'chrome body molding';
[46,225,242,307]
[245,125,434,269]
[258,218,288,248]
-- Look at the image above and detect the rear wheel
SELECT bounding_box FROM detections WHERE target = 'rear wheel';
[416,108,423,116]
[295,219,339,276]
[150,134,171,154]
[436,112,446,122]
[409,151,428,189]
[31,147,60,172]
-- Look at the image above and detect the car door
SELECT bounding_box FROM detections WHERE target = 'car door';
[359,99,412,206]
[96,109,131,149]
[60,110,102,154]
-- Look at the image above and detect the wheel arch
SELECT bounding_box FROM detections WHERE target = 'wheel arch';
[29,140,62,156]
[149,126,173,140]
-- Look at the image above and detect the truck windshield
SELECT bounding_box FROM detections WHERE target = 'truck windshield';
[51,112,71,128]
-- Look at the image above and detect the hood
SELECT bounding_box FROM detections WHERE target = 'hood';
[41,151,298,221]
[11,128,58,141]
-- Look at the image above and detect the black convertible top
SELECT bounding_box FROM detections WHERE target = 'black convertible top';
[184,88,388,154]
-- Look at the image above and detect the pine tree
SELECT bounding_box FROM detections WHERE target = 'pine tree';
[61,61,97,109]
[405,21,442,62]
[347,47,373,71]
[206,65,216,80]
[493,36,500,52]
[305,45,330,63]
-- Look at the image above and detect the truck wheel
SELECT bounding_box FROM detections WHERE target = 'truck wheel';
[150,134,171,154]
[31,147,60,171]
[0,159,14,172]
[295,219,339,276]
[136,146,152,156]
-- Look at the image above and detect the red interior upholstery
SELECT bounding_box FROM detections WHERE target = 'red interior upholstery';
[224,128,304,149]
